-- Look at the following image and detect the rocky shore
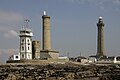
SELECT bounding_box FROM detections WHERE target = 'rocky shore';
[0,63,120,80]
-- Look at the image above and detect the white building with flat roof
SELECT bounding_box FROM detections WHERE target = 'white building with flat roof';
[19,19,33,60]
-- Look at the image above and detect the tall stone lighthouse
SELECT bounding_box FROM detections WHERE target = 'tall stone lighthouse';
[40,11,59,59]
[96,17,105,57]
[42,11,51,50]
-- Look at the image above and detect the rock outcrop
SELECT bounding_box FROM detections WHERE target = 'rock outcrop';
[0,63,120,80]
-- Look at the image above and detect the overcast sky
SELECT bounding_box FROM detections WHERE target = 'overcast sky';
[0,0,120,63]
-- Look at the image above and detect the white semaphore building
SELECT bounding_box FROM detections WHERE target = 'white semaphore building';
[19,20,33,60]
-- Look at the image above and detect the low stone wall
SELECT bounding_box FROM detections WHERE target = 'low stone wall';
[6,58,69,65]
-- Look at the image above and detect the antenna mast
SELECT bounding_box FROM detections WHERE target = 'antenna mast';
[24,19,30,29]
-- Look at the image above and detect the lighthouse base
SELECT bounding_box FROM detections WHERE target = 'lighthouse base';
[40,50,59,59]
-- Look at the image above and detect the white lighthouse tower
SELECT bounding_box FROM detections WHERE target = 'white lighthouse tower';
[19,19,33,60]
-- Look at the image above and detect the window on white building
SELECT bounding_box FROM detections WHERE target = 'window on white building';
[28,55,30,59]
[22,54,24,58]
[27,39,29,42]
[16,56,18,59]
[22,46,24,50]
[22,39,24,42]
[28,47,29,50]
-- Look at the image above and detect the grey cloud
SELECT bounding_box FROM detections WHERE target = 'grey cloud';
[66,0,120,5]
[3,30,18,38]
[0,48,19,55]
[0,11,23,32]
[0,11,23,23]
[0,49,19,63]
[113,0,120,4]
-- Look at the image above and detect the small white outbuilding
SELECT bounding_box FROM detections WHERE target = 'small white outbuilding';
[9,53,20,60]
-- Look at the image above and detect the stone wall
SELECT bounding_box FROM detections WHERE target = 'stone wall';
[6,59,69,65]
